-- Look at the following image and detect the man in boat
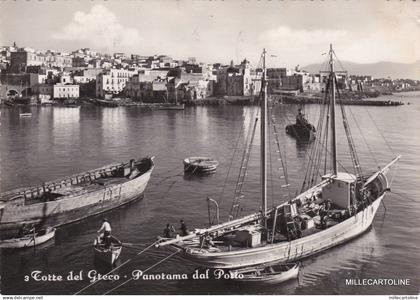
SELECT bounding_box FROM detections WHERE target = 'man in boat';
[98,218,111,246]
[296,108,306,126]
[163,224,176,238]
[18,223,34,237]
[179,219,189,236]
[319,201,331,229]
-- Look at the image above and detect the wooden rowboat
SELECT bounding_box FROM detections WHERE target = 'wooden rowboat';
[184,157,219,174]
[0,227,56,249]
[93,235,122,265]
[231,263,299,284]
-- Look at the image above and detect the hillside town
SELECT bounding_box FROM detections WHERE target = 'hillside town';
[0,43,419,106]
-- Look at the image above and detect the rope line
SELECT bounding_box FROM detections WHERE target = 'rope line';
[103,250,180,295]
[364,107,395,156]
[346,105,380,168]
[217,109,250,206]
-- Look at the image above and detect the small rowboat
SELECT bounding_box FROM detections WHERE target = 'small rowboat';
[184,157,219,175]
[231,263,299,284]
[93,235,122,265]
[0,227,56,249]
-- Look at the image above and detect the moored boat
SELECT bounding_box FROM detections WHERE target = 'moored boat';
[285,109,316,141]
[158,103,185,110]
[0,227,56,249]
[0,157,154,238]
[93,235,122,265]
[184,157,219,174]
[231,262,299,284]
[224,96,253,105]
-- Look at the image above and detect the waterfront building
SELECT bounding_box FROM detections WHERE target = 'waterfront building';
[124,69,169,101]
[165,68,214,102]
[0,73,31,98]
[32,83,54,103]
[266,68,287,93]
[53,84,79,99]
[214,59,254,97]
[96,68,136,98]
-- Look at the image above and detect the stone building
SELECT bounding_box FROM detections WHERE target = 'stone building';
[214,59,254,97]
[9,50,72,73]
[32,83,53,103]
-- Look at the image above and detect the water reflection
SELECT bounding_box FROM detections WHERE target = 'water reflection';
[101,108,128,158]
[52,107,80,149]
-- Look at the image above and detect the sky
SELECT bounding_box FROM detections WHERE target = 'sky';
[0,0,419,68]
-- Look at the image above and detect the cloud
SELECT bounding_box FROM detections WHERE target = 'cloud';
[258,22,420,66]
[53,5,141,52]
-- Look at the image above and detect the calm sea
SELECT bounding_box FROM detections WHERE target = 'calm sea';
[0,92,419,295]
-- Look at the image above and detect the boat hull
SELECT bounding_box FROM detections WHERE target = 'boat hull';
[0,159,154,238]
[0,227,56,249]
[233,264,299,284]
[94,245,122,265]
[285,124,315,141]
[175,195,383,269]
[158,104,185,110]
[183,157,219,174]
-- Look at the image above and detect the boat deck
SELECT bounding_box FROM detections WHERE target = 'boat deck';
[24,176,131,205]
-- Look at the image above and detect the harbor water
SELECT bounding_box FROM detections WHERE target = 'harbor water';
[0,92,419,295]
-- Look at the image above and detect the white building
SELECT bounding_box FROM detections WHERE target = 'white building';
[53,84,79,99]
[96,68,136,98]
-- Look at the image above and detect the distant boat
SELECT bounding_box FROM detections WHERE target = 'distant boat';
[0,157,154,238]
[64,99,81,108]
[224,96,253,105]
[64,104,81,108]
[231,262,299,284]
[3,99,15,107]
[19,113,32,118]
[285,109,316,141]
[95,99,119,107]
[93,235,122,265]
[0,227,56,249]
[184,157,219,175]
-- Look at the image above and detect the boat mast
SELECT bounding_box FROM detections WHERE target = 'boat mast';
[261,49,268,225]
[329,44,338,175]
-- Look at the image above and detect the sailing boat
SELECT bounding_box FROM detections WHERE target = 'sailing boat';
[156,46,400,269]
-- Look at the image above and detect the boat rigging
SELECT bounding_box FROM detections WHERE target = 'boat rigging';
[152,45,401,270]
